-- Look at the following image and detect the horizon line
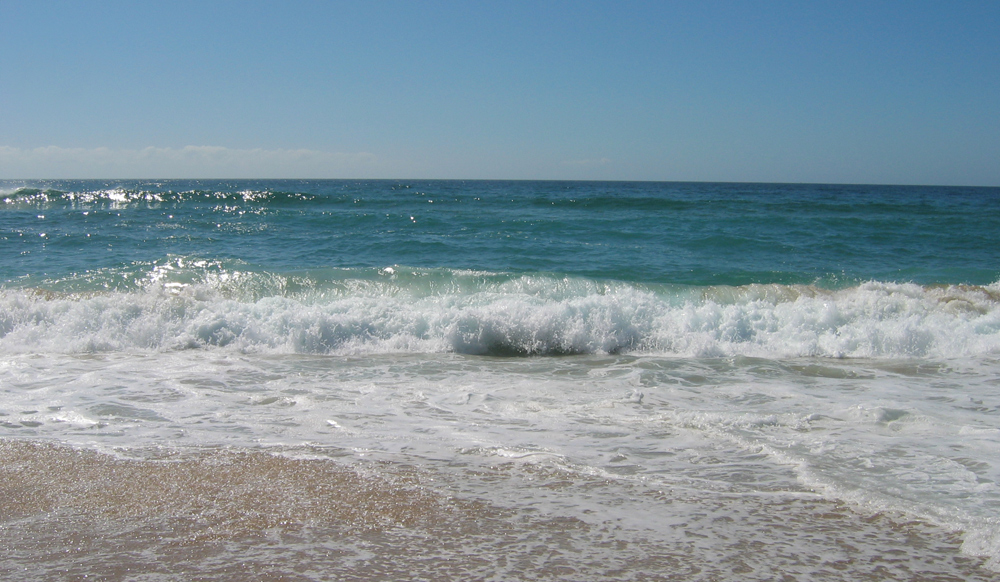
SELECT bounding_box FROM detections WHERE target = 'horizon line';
[2,177,998,189]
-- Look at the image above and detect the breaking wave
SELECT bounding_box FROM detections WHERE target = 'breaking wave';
[1,186,315,208]
[3,262,998,358]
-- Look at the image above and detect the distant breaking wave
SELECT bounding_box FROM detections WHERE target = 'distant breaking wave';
[1,186,316,207]
[2,263,998,358]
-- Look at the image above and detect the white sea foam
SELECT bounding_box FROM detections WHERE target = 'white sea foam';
[2,276,998,359]
[2,346,1000,572]
[5,271,1000,570]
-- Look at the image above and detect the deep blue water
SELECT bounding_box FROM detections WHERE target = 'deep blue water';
[3,180,998,290]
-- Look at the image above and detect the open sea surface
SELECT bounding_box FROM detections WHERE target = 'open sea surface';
[2,179,1000,580]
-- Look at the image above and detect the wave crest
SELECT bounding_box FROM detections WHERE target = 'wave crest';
[1,186,314,208]
[2,270,998,358]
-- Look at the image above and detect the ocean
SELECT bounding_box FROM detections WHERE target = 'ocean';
[1,179,999,580]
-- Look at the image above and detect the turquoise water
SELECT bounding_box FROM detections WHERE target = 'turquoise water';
[2,180,1000,580]
[4,180,998,289]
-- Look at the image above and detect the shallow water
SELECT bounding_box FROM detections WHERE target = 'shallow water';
[2,440,996,581]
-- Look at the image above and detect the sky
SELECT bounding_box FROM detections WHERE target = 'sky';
[1,1,998,185]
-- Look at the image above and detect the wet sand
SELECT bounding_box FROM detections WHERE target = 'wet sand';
[2,439,998,581]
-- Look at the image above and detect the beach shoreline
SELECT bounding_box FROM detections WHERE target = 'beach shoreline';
[3,438,997,581]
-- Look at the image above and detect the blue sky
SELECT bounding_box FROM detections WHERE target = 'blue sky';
[1,1,998,185]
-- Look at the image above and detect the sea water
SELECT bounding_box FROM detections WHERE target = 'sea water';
[1,180,999,580]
